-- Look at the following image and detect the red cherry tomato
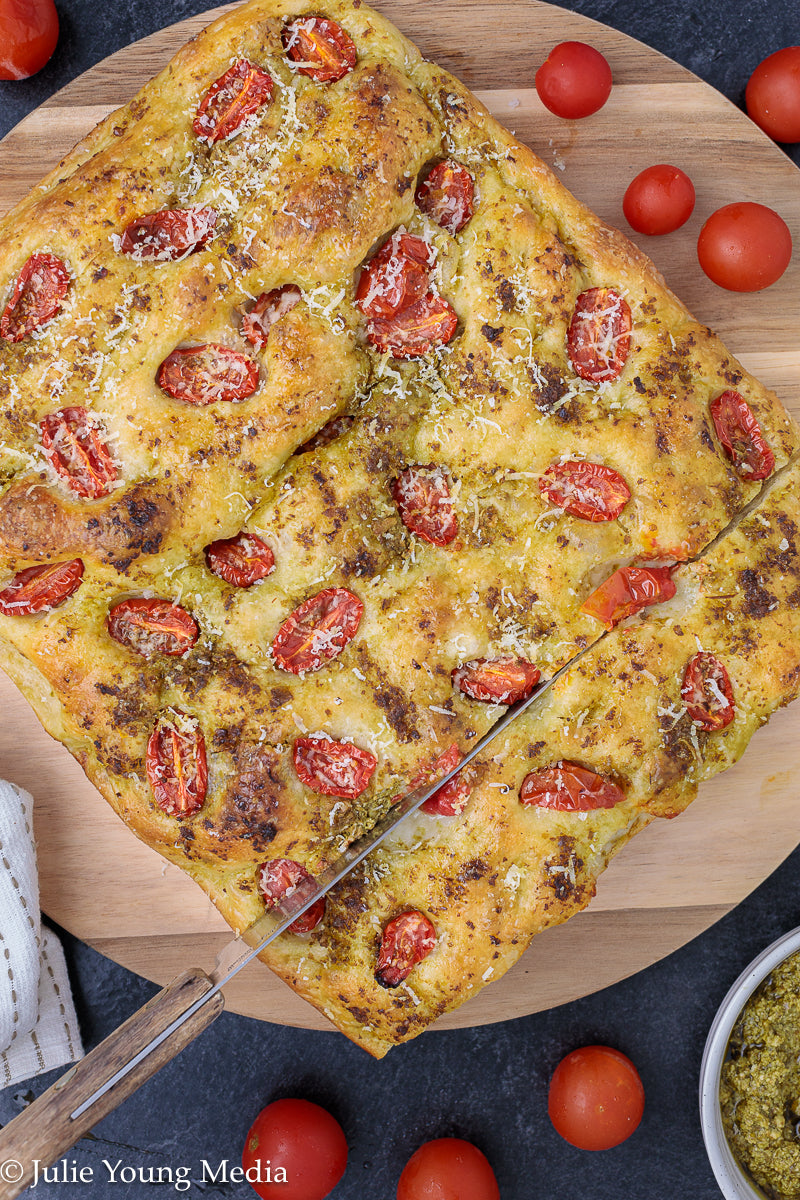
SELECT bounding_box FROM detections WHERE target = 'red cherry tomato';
[681,652,735,730]
[193,59,273,144]
[535,41,612,120]
[366,294,458,358]
[622,164,695,236]
[397,1138,500,1200]
[697,202,792,292]
[257,859,325,934]
[40,407,118,500]
[205,532,275,587]
[375,910,436,988]
[548,1045,645,1150]
[0,559,83,616]
[242,1098,347,1200]
[119,206,217,263]
[107,598,199,659]
[0,0,59,80]
[392,465,458,547]
[709,390,775,480]
[356,234,434,319]
[293,736,377,798]
[414,745,471,816]
[520,761,625,812]
[157,344,259,405]
[243,285,302,350]
[1,252,69,342]
[282,16,357,83]
[272,587,363,674]
[581,564,676,629]
[746,47,800,144]
[567,288,631,383]
[452,657,540,704]
[415,161,475,235]
[539,460,631,522]
[146,711,208,817]
[396,746,470,816]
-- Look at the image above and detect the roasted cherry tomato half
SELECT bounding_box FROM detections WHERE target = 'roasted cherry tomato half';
[681,652,735,731]
[453,657,540,704]
[709,390,775,480]
[157,344,259,405]
[242,1098,347,1200]
[242,285,302,350]
[355,233,434,319]
[293,736,377,798]
[746,47,800,144]
[0,559,83,617]
[193,58,274,143]
[205,532,275,587]
[415,161,475,235]
[107,598,199,659]
[366,294,458,358]
[375,910,436,988]
[581,564,676,629]
[118,206,217,263]
[414,745,471,816]
[397,1138,500,1200]
[539,459,631,522]
[0,0,59,80]
[548,1045,645,1150]
[392,464,458,547]
[272,587,363,674]
[622,164,695,236]
[697,202,792,292]
[1,252,69,342]
[297,415,355,454]
[282,16,357,83]
[40,407,118,500]
[520,761,625,812]
[535,41,612,120]
[567,287,631,383]
[146,711,208,817]
[258,858,325,934]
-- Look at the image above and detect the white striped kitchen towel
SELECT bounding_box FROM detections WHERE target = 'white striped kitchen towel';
[0,780,83,1088]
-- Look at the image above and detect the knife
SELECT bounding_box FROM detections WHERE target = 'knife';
[0,657,573,1199]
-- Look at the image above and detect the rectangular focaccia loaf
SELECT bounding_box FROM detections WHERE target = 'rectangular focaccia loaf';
[0,0,797,1054]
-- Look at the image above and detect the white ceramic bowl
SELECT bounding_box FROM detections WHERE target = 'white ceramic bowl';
[699,925,800,1200]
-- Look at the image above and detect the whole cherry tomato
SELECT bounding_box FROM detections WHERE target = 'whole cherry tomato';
[697,202,792,292]
[745,47,800,144]
[622,164,696,236]
[535,42,612,119]
[397,1138,500,1200]
[242,1098,347,1200]
[0,0,59,80]
[548,1045,645,1151]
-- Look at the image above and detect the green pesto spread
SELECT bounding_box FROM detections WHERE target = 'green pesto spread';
[720,950,800,1199]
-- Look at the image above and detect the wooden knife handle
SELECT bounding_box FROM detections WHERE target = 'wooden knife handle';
[0,967,224,1199]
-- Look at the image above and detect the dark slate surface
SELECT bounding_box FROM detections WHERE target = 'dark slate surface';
[1,1,799,1196]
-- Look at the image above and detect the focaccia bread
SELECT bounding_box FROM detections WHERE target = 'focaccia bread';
[0,0,798,1055]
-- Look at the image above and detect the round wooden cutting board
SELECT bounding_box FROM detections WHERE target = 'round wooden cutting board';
[1,0,799,1034]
